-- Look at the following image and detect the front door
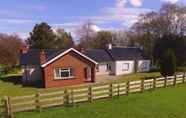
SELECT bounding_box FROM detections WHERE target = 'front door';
[84,67,91,81]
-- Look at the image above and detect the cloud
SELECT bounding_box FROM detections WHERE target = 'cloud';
[0,19,34,24]
[161,0,179,4]
[129,0,143,7]
[89,0,151,28]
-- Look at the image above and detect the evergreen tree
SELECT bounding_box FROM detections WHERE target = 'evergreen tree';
[160,49,176,77]
[28,22,56,49]
[55,29,74,48]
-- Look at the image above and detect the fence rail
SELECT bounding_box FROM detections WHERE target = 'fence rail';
[0,73,186,118]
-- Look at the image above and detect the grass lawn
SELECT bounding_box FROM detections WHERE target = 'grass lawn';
[117,72,161,82]
[16,85,186,118]
[0,72,161,97]
[0,74,39,97]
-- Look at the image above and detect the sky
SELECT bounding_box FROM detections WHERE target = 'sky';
[0,0,185,39]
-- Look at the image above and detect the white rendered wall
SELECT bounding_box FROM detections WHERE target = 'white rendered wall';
[115,61,135,75]
[137,60,151,72]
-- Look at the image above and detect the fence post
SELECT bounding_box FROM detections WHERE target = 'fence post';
[153,78,156,90]
[4,96,13,118]
[110,83,113,98]
[64,89,69,106]
[88,85,93,103]
[183,73,185,83]
[141,80,144,92]
[126,81,130,95]
[35,93,42,112]
[164,76,167,88]
[71,89,75,106]
[174,74,177,86]
[117,83,120,97]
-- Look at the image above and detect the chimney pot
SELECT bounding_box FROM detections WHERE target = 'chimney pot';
[20,45,29,54]
[108,43,112,50]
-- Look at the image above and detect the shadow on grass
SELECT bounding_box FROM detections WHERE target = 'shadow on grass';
[0,75,43,88]
[0,75,22,85]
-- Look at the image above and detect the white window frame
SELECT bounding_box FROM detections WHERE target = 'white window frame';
[106,64,111,71]
[122,63,129,71]
[141,62,148,70]
[54,68,74,80]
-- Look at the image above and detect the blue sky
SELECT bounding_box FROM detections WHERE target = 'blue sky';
[0,0,184,39]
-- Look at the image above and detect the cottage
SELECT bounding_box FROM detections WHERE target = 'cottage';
[83,45,150,76]
[20,48,97,88]
[20,45,151,88]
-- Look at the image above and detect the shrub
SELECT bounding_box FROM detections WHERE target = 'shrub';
[177,67,186,72]
[160,49,176,77]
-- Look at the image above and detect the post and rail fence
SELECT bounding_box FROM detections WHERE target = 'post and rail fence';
[0,73,186,118]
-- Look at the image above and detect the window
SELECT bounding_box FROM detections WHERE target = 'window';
[106,64,111,71]
[54,68,74,80]
[122,63,129,71]
[141,62,148,70]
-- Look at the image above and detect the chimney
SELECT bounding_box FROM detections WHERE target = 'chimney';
[107,43,112,50]
[140,46,144,51]
[40,50,46,64]
[20,45,29,54]
[80,48,85,53]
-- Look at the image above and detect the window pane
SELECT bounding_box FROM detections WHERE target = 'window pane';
[55,69,60,77]
[122,63,129,71]
[61,71,69,77]
[70,68,73,76]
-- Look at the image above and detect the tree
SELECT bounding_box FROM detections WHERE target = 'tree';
[160,49,176,77]
[91,31,113,49]
[153,34,185,66]
[27,22,56,49]
[129,3,186,65]
[55,29,74,48]
[112,30,129,46]
[76,21,97,49]
[0,33,24,66]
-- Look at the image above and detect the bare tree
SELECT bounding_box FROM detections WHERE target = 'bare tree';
[112,30,129,46]
[0,33,24,66]
[76,21,97,49]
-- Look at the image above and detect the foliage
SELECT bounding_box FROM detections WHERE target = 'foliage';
[0,33,24,66]
[27,22,56,49]
[129,4,186,65]
[160,49,176,76]
[153,34,185,66]
[91,31,113,49]
[177,67,186,72]
[54,29,74,48]
[16,85,186,118]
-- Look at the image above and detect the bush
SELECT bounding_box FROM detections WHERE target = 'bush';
[160,49,176,77]
[177,67,186,72]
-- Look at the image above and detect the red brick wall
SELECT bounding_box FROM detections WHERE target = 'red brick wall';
[43,51,95,88]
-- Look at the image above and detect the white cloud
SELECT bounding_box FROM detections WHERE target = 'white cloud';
[91,0,151,28]
[116,0,127,8]
[0,19,34,24]
[129,0,143,7]
[161,0,179,4]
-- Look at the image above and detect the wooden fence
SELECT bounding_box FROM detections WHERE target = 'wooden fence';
[0,73,185,118]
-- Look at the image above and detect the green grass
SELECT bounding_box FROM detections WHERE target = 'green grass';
[0,74,39,97]
[116,72,161,82]
[0,72,161,97]
[16,85,186,118]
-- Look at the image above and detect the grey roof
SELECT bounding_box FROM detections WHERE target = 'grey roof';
[20,49,66,66]
[83,49,112,63]
[83,47,147,62]
[20,47,148,66]
[107,47,146,61]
